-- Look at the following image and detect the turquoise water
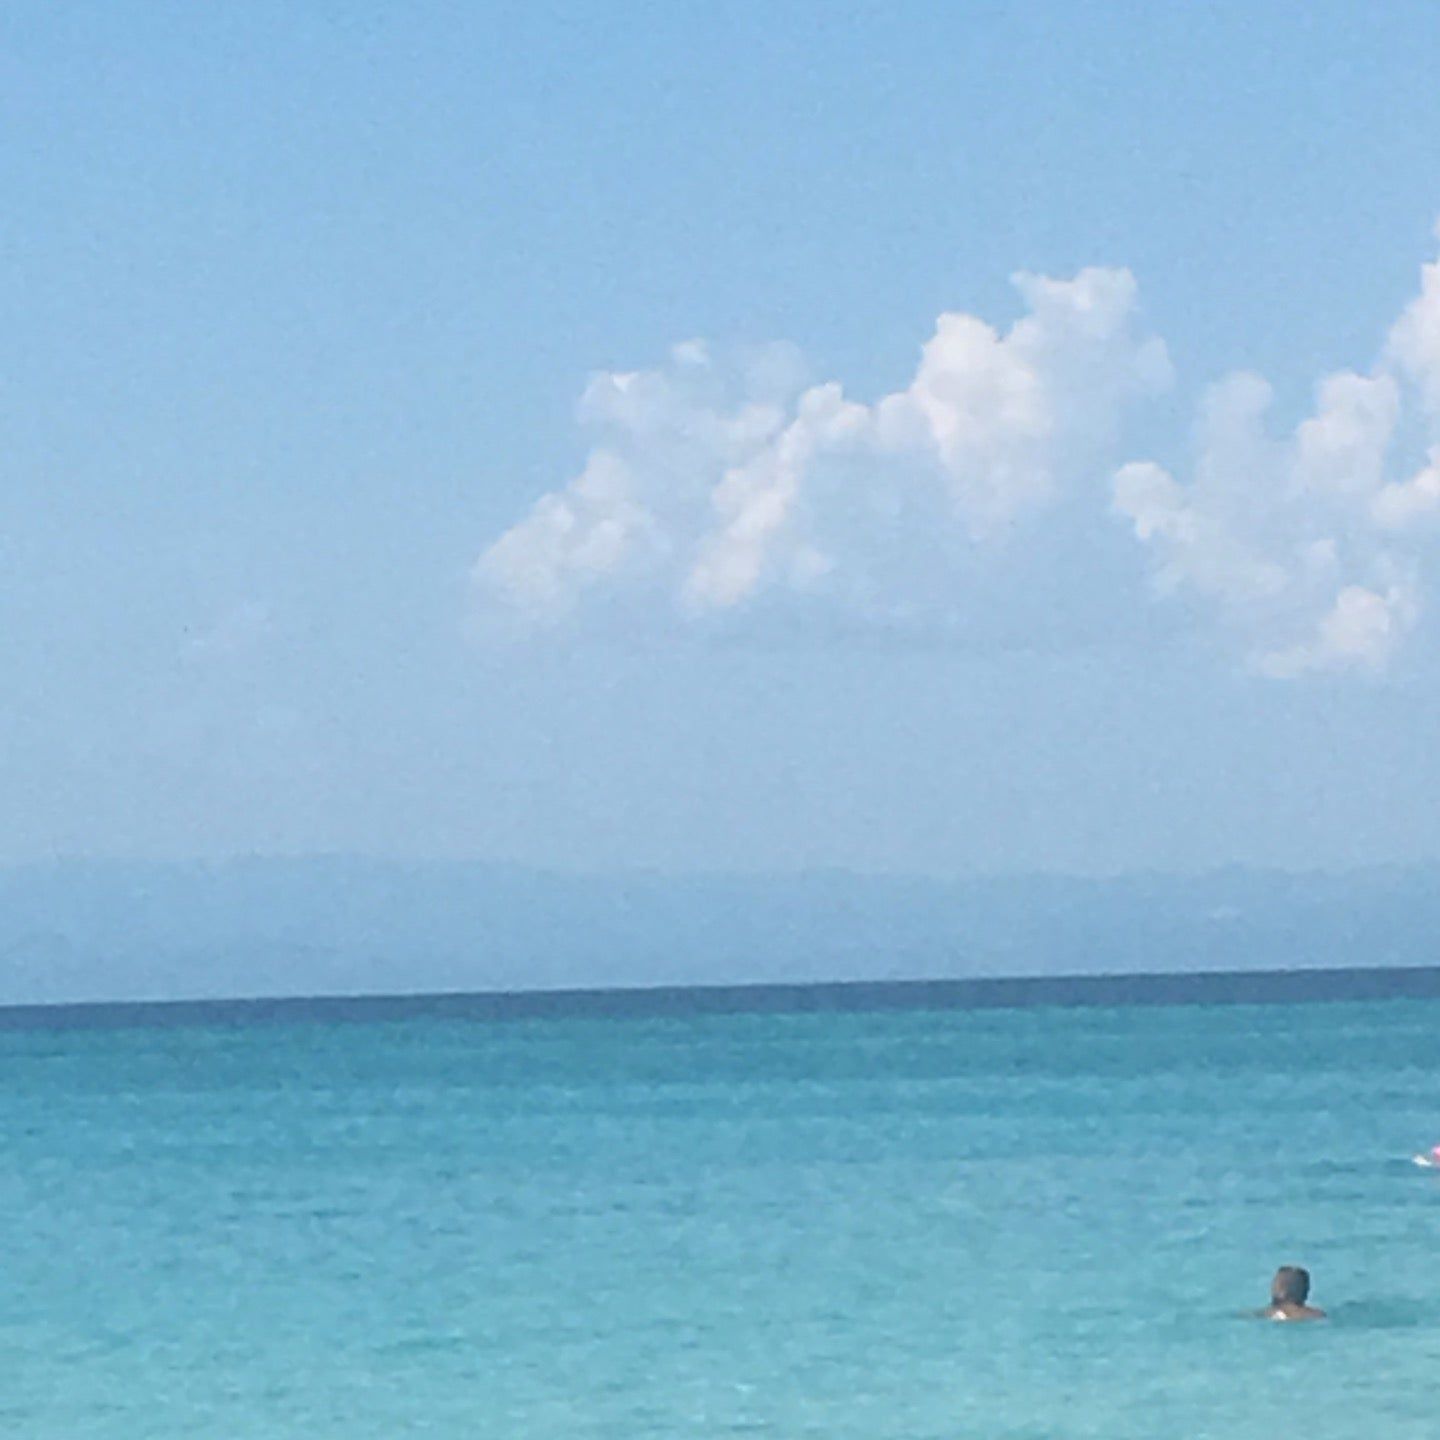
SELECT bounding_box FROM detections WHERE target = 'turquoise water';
[2,995,1438,1437]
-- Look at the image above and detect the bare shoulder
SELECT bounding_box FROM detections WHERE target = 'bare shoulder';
[1252,1303,1327,1322]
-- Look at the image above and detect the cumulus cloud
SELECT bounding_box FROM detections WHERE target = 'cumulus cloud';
[474,269,1169,626]
[1259,580,1419,680]
[1373,447,1440,531]
[1387,220,1440,415]
[477,223,1440,677]
[1113,227,1440,678]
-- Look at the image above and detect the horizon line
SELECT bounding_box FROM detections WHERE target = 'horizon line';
[3,962,1439,1034]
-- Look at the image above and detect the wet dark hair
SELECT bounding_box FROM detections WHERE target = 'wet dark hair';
[1273,1266,1311,1303]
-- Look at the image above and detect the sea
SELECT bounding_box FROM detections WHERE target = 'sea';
[1,975,1438,1438]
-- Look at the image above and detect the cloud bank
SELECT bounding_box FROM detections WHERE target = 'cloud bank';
[476,223,1440,676]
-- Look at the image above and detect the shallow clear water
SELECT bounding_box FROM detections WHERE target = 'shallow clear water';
[1,995,1438,1437]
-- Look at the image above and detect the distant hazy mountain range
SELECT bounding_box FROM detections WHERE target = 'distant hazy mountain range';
[0,857,1437,1006]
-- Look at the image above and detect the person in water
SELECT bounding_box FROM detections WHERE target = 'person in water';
[1260,1265,1326,1321]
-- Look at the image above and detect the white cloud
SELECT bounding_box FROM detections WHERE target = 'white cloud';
[474,270,1168,626]
[478,222,1440,678]
[476,451,663,619]
[1387,220,1440,415]
[684,382,867,611]
[1259,580,1418,679]
[872,268,1171,538]
[1293,372,1400,498]
[1373,446,1440,531]
[1112,452,1290,608]
[1114,226,1440,678]
[1112,369,1417,676]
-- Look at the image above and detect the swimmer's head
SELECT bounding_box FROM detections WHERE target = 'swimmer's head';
[1271,1266,1311,1305]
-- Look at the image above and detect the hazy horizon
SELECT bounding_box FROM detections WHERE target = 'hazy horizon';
[3,855,1437,1007]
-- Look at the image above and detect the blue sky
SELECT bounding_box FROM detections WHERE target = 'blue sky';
[4,1,1440,874]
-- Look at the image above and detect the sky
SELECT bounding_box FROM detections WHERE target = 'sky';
[4,1,1440,877]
